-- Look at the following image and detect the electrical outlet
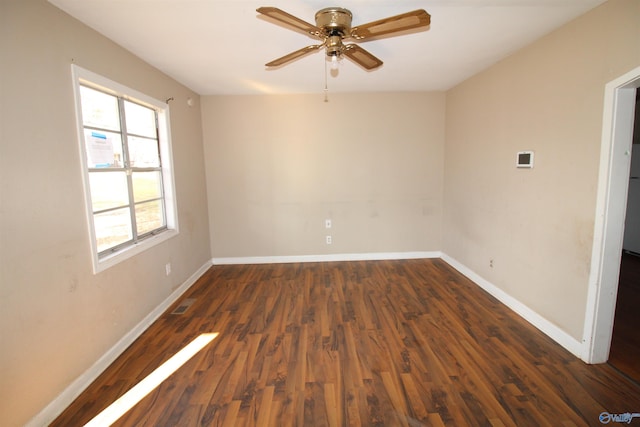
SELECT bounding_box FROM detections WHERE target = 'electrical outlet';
[326,235,332,245]
[165,262,172,276]
[325,219,332,229]
[489,259,494,268]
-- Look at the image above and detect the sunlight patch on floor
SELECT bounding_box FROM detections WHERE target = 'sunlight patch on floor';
[83,333,218,427]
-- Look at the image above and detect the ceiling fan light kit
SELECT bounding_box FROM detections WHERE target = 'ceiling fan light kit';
[257,6,431,71]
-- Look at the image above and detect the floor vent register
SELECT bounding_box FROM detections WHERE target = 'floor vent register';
[171,298,196,315]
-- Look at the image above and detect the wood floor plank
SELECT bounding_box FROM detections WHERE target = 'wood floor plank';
[51,259,640,426]
[323,382,339,427]
[255,385,274,427]
[609,251,640,382]
[220,399,241,427]
[399,372,429,423]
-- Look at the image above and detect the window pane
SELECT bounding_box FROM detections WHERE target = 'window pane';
[135,200,165,235]
[80,86,120,131]
[89,171,129,212]
[84,130,124,168]
[125,101,156,138]
[94,208,133,253]
[132,171,162,202]
[128,135,160,167]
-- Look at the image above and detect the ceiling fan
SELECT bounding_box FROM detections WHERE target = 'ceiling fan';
[256,6,431,70]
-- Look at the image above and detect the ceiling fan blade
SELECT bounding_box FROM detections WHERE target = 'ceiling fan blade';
[342,44,383,70]
[265,44,323,67]
[350,9,430,40]
[257,7,323,39]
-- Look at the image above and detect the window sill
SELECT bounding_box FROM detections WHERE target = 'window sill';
[93,229,178,274]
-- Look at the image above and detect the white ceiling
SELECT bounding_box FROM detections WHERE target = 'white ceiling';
[48,0,606,95]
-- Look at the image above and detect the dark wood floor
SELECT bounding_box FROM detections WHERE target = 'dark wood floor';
[52,259,640,426]
[609,251,640,383]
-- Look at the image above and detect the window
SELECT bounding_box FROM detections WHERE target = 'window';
[72,66,178,273]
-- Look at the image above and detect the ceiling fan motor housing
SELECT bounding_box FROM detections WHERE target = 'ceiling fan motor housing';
[315,7,352,36]
[315,8,352,57]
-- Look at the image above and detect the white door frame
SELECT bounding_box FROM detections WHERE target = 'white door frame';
[583,66,640,364]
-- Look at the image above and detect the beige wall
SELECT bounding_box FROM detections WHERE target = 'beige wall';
[201,93,445,258]
[443,0,640,340]
[0,1,211,425]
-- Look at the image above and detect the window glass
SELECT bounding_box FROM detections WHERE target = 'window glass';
[80,86,120,131]
[89,171,129,212]
[128,135,160,168]
[132,171,163,202]
[135,200,165,235]
[94,208,133,252]
[124,100,157,138]
[83,130,124,168]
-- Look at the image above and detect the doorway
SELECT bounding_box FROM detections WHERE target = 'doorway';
[608,89,640,382]
[583,67,640,365]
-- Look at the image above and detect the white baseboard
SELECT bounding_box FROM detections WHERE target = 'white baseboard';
[441,253,583,357]
[212,251,442,265]
[26,260,212,427]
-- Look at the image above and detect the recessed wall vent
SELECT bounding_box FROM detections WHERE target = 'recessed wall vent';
[171,298,196,315]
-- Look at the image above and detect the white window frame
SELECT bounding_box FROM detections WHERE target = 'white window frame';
[71,65,179,274]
